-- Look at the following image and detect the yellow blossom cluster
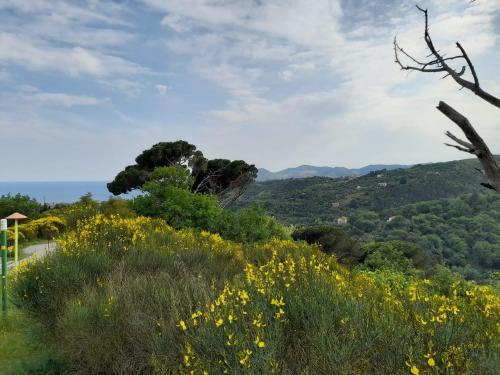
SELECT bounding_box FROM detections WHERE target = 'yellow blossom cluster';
[57,215,237,258]
[15,214,499,374]
[58,214,157,254]
[173,238,499,374]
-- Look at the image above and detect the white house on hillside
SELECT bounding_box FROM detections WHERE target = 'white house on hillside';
[337,216,348,225]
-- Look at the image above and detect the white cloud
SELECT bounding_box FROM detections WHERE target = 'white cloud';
[0,33,146,77]
[20,92,109,108]
[0,105,199,181]
[281,70,293,81]
[18,84,39,93]
[0,0,498,180]
[144,0,500,169]
[193,63,262,99]
[0,70,9,81]
[145,0,344,48]
[0,0,144,81]
[102,79,143,97]
[161,13,190,32]
[0,0,129,26]
[155,84,170,95]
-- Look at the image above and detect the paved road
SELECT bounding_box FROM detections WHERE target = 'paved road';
[0,242,57,272]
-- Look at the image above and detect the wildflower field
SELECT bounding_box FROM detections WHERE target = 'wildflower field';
[11,215,500,374]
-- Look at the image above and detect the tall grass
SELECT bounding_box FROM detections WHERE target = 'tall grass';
[11,215,500,374]
[0,307,65,374]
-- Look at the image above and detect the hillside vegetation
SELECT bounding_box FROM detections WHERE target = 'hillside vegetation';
[257,163,409,181]
[351,193,500,279]
[236,158,489,225]
[236,158,500,279]
[12,215,500,374]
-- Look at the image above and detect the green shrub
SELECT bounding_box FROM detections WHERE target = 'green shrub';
[0,193,43,219]
[13,216,67,244]
[215,206,290,243]
[359,241,436,275]
[50,194,100,230]
[132,187,221,230]
[56,271,214,374]
[131,167,289,244]
[12,251,114,327]
[100,197,136,218]
[12,217,500,374]
[292,225,364,264]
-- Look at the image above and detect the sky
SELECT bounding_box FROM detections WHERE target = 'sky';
[0,0,499,181]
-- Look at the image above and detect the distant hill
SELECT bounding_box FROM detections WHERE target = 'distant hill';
[257,164,410,181]
[237,158,493,226]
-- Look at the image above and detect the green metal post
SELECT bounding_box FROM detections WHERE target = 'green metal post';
[14,219,18,268]
[1,219,7,312]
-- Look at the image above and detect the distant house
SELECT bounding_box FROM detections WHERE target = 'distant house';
[387,216,397,223]
[356,185,362,190]
[331,202,340,208]
[376,174,383,178]
[378,182,388,187]
[337,216,348,226]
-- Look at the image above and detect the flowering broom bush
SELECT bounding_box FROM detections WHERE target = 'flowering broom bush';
[11,215,500,374]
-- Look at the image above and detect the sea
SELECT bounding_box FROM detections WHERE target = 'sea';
[0,181,137,204]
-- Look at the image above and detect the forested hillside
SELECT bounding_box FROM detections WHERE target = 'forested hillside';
[236,158,500,279]
[257,163,409,181]
[351,193,500,279]
[236,158,491,225]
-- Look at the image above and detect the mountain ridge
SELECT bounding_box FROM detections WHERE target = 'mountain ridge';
[257,164,410,181]
[237,158,494,226]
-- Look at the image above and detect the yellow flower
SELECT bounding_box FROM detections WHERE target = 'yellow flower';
[178,320,187,331]
[226,333,235,346]
[410,365,419,375]
[254,336,266,348]
[239,349,252,367]
[271,297,285,307]
[275,308,285,320]
[215,318,224,327]
[252,313,266,328]
[191,310,203,319]
[427,358,435,367]
[238,289,250,305]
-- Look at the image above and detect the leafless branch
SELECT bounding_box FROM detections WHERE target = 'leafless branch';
[437,101,500,190]
[394,6,500,108]
[445,131,474,150]
[218,173,254,208]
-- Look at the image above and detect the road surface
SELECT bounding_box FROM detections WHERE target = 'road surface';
[0,242,57,272]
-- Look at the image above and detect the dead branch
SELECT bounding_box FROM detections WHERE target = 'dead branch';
[437,101,500,190]
[394,6,500,109]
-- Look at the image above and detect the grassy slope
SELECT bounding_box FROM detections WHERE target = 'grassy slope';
[0,307,62,374]
[10,215,500,374]
[235,158,490,225]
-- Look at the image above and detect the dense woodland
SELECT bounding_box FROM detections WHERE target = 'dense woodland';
[235,158,490,224]
[236,158,500,279]
[352,193,500,279]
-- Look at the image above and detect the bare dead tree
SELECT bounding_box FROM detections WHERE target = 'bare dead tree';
[218,173,255,208]
[394,5,500,191]
[193,166,256,208]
